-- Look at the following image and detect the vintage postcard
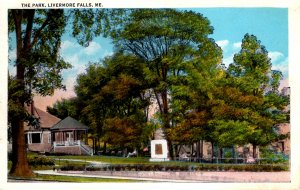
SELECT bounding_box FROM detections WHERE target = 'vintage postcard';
[1,0,300,190]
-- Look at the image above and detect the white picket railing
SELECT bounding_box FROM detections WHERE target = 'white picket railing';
[52,140,93,156]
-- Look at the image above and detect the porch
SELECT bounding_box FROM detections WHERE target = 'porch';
[52,139,93,156]
[50,116,92,155]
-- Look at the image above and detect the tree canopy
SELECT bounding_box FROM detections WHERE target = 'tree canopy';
[8,8,128,177]
[111,9,222,158]
[9,9,289,178]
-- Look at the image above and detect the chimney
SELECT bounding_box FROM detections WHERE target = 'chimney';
[31,100,34,116]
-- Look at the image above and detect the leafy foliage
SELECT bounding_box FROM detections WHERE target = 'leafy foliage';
[8,9,125,177]
[72,53,152,150]
[46,98,78,119]
[111,9,222,157]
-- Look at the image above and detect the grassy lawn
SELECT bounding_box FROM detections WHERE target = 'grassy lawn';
[35,174,143,182]
[8,153,289,174]
[49,155,150,164]
[9,174,143,182]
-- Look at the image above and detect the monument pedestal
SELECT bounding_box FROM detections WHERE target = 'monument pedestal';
[149,139,170,162]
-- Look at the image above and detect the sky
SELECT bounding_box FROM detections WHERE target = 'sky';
[8,8,289,111]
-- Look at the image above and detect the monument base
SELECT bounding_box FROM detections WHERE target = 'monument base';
[149,158,170,162]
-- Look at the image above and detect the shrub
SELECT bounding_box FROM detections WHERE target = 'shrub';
[60,164,86,171]
[59,163,289,172]
[28,156,55,166]
[259,147,289,164]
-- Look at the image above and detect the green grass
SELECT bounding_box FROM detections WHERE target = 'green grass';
[48,155,220,166]
[48,155,150,165]
[55,159,88,166]
[35,174,142,182]
[10,174,143,182]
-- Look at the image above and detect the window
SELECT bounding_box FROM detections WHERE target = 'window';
[31,133,41,143]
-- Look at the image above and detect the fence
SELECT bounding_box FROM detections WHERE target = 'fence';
[173,157,289,164]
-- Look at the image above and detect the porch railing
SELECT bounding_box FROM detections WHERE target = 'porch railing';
[53,140,82,147]
[52,140,93,156]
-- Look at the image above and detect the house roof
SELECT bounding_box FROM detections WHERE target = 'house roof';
[24,105,61,130]
[51,116,89,131]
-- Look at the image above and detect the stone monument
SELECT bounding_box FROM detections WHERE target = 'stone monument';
[149,128,170,161]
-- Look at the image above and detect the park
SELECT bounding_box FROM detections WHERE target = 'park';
[6,8,291,184]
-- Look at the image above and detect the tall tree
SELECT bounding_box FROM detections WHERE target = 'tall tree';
[227,34,288,158]
[8,10,71,177]
[112,9,221,158]
[75,53,151,153]
[8,8,126,177]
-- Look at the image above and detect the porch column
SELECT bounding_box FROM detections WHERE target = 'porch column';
[27,133,30,144]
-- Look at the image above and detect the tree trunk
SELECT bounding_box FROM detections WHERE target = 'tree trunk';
[103,141,107,153]
[9,10,35,177]
[211,142,214,163]
[92,137,95,154]
[9,119,34,177]
[166,138,174,159]
[253,144,257,158]
[232,145,237,163]
[200,140,204,160]
[196,141,200,162]
[218,147,223,163]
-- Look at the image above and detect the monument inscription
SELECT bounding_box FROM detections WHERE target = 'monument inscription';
[155,144,163,155]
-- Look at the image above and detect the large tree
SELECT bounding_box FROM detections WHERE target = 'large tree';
[74,53,151,153]
[168,34,288,161]
[112,9,221,158]
[8,8,126,177]
[8,9,71,177]
[227,34,289,158]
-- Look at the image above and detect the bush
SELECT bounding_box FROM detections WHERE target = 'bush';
[60,163,289,172]
[28,156,55,166]
[60,164,86,171]
[259,147,289,164]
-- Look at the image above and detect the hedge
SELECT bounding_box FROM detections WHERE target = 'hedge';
[28,156,55,166]
[59,163,289,172]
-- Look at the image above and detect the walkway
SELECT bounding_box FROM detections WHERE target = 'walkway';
[35,170,203,182]
[35,170,290,183]
[53,158,108,166]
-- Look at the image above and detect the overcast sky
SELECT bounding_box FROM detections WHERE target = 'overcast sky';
[8,8,289,111]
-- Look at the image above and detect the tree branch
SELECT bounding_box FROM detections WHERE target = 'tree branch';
[24,10,35,50]
[30,11,50,49]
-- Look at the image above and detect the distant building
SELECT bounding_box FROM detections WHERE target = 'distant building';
[24,104,61,153]
[51,116,92,155]
[11,103,93,155]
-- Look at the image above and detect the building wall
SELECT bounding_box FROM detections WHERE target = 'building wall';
[26,131,52,153]
[271,123,290,155]
[53,146,82,155]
